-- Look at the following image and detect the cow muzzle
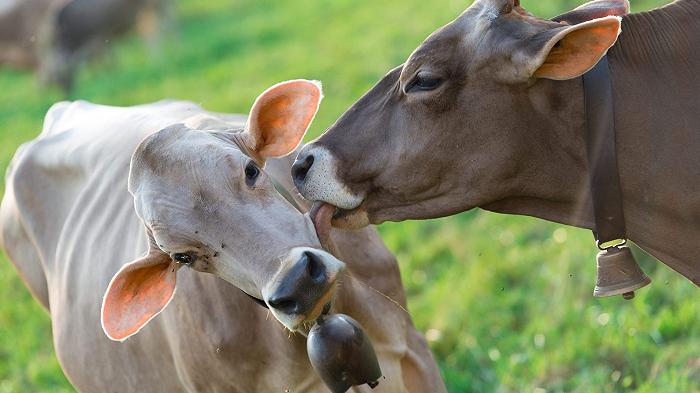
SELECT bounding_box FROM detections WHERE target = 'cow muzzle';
[264,247,345,330]
[292,144,364,210]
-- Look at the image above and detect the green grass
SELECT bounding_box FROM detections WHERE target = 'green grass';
[1,0,697,392]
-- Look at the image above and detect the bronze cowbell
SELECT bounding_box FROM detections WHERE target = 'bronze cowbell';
[593,245,651,299]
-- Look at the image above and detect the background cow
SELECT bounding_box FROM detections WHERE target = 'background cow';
[0,0,171,94]
[0,0,53,69]
[0,81,445,392]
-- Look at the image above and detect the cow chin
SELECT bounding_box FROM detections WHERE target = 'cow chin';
[330,205,370,229]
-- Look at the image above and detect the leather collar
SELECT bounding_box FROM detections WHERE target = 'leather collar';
[582,55,627,246]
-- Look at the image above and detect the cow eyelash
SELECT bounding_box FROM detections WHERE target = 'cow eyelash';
[244,161,260,187]
[405,72,442,93]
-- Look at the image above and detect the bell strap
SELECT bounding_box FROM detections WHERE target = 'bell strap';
[582,55,627,246]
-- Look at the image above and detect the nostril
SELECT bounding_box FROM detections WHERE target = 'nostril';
[268,296,300,314]
[292,153,314,185]
[268,251,330,316]
[303,251,326,283]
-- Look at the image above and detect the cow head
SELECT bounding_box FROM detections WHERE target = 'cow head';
[292,0,626,230]
[101,80,343,341]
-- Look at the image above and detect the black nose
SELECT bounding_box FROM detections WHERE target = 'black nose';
[292,152,314,190]
[267,251,328,315]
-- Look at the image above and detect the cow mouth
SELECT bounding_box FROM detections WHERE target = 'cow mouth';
[304,291,334,326]
[310,202,369,247]
[285,288,336,332]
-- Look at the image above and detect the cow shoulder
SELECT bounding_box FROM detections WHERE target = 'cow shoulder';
[3,101,109,264]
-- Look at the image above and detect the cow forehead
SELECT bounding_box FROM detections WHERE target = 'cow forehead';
[129,125,254,227]
[137,124,244,166]
[403,3,561,82]
[403,5,495,77]
[130,125,245,189]
[406,26,462,69]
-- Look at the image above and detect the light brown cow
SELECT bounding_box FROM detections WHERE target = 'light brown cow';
[0,81,445,392]
[292,0,700,286]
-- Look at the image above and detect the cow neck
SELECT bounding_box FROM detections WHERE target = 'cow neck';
[581,55,627,248]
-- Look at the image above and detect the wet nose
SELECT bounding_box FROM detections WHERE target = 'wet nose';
[267,251,328,315]
[292,150,315,191]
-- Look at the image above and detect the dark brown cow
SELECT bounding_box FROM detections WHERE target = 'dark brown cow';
[292,0,700,285]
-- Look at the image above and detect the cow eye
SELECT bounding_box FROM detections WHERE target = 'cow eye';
[244,161,260,186]
[405,72,441,93]
[172,253,194,265]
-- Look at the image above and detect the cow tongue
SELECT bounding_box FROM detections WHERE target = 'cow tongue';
[311,202,335,251]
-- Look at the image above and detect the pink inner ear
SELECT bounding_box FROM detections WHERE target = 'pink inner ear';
[101,256,178,341]
[534,17,621,80]
[247,80,322,158]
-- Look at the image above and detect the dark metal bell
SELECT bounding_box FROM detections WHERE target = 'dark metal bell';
[593,246,651,299]
[307,313,382,393]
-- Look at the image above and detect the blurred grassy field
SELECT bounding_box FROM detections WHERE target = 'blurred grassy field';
[1,0,697,392]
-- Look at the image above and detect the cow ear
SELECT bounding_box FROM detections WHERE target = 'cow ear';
[243,80,323,160]
[552,0,629,25]
[522,16,621,80]
[101,250,180,341]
